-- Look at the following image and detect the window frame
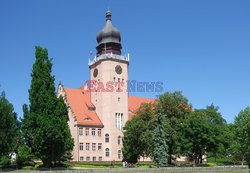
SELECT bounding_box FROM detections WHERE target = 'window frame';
[98,143,102,151]
[85,128,89,136]
[79,143,84,151]
[105,133,109,143]
[92,143,96,151]
[105,148,110,157]
[92,128,96,136]
[98,128,102,136]
[86,143,90,150]
[79,128,83,136]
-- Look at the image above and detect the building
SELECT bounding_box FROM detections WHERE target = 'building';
[57,10,155,162]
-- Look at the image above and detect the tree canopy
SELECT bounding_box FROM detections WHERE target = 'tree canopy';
[0,92,19,162]
[22,46,74,167]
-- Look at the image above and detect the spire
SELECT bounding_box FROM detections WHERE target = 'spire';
[96,10,122,56]
[106,9,112,21]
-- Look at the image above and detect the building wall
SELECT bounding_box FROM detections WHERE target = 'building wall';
[89,58,129,161]
[57,85,79,161]
[77,126,104,162]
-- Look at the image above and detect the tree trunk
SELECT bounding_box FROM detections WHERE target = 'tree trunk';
[242,155,245,166]
[199,153,203,164]
[168,139,173,165]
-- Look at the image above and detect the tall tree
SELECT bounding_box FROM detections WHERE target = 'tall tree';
[158,91,191,164]
[22,46,74,167]
[151,110,168,167]
[233,107,250,165]
[0,92,19,161]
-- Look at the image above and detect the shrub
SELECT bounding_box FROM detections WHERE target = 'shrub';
[0,155,11,167]
[16,146,35,168]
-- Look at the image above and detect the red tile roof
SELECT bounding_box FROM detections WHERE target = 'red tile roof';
[64,87,155,125]
[64,88,103,127]
[128,96,155,120]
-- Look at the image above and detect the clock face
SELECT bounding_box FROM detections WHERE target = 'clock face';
[115,65,122,74]
[93,68,98,78]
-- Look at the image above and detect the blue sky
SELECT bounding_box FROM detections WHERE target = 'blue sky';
[0,0,249,123]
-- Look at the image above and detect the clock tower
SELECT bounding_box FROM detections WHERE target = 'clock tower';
[88,10,129,161]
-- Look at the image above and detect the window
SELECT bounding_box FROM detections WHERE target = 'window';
[80,156,84,161]
[118,97,120,103]
[118,150,122,159]
[98,143,102,151]
[86,143,90,150]
[113,77,116,81]
[86,156,90,161]
[118,78,120,82]
[105,148,110,157]
[98,156,102,161]
[79,128,83,136]
[98,129,102,136]
[115,113,123,130]
[85,128,89,136]
[92,128,96,136]
[92,143,96,151]
[105,134,109,143]
[93,156,96,161]
[79,143,84,151]
[118,136,121,145]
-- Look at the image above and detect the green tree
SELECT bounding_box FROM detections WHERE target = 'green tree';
[16,145,35,168]
[158,91,191,164]
[22,46,74,167]
[0,92,19,165]
[179,105,227,165]
[233,107,250,165]
[221,124,238,164]
[151,111,168,166]
[123,103,155,164]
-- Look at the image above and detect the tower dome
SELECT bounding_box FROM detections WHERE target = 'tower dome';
[96,10,122,56]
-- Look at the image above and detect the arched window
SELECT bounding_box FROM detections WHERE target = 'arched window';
[105,133,109,143]
[118,136,121,145]
[105,148,110,157]
[118,150,121,159]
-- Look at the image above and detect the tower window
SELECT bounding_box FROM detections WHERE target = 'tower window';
[105,148,110,157]
[118,150,122,159]
[115,113,123,130]
[105,133,109,143]
[118,78,120,82]
[118,136,122,145]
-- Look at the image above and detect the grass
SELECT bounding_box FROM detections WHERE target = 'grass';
[70,161,123,168]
